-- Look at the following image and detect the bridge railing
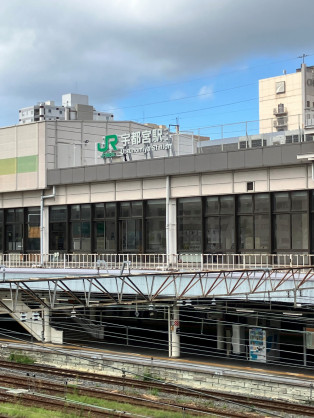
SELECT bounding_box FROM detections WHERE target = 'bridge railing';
[0,253,312,271]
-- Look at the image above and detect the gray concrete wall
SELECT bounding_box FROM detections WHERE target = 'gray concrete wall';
[1,346,313,404]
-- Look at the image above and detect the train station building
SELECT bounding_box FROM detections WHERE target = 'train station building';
[0,65,314,366]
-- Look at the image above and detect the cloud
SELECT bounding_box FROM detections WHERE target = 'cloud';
[170,90,187,100]
[0,0,314,125]
[198,85,213,100]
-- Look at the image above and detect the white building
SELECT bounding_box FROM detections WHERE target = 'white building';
[18,93,114,124]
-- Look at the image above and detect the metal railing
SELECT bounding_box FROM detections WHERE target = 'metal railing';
[0,252,312,271]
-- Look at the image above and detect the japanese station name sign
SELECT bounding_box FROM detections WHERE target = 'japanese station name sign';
[97,128,172,160]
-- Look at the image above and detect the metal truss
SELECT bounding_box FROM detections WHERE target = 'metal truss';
[0,267,313,312]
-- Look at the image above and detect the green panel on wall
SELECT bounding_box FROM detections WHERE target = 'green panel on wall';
[0,158,16,175]
[17,155,38,173]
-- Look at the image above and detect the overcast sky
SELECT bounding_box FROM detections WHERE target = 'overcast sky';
[1,0,314,137]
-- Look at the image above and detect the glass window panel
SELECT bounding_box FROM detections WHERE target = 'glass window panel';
[6,225,23,251]
[178,198,202,217]
[105,203,116,218]
[120,219,142,251]
[27,208,40,251]
[254,214,270,250]
[311,213,314,252]
[95,222,105,252]
[81,221,91,238]
[120,202,131,218]
[238,216,254,249]
[146,219,166,252]
[6,209,14,223]
[254,194,270,213]
[15,209,23,223]
[273,193,290,212]
[221,216,235,251]
[105,220,116,250]
[177,217,202,251]
[206,197,219,215]
[50,206,67,222]
[238,195,253,213]
[132,202,143,217]
[27,208,40,226]
[292,213,308,250]
[71,222,81,238]
[0,210,3,222]
[311,191,314,212]
[146,200,166,217]
[274,214,290,249]
[81,204,91,220]
[49,223,66,251]
[81,237,91,252]
[205,217,220,251]
[94,204,105,219]
[220,196,235,214]
[71,205,80,220]
[291,191,308,211]
[0,223,2,251]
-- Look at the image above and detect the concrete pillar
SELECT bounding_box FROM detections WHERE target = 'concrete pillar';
[217,320,224,350]
[232,324,245,354]
[166,189,177,268]
[168,305,180,358]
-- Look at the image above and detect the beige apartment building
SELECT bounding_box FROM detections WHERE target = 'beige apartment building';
[259,63,314,135]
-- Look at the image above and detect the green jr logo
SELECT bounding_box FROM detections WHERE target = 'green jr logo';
[97,135,118,158]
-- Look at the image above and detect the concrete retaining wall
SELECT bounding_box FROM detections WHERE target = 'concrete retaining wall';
[1,346,313,404]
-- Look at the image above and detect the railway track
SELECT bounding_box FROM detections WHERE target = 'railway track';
[0,359,313,417]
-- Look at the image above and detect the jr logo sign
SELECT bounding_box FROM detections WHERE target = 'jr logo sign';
[97,135,118,158]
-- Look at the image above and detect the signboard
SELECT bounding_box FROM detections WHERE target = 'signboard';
[97,128,172,160]
[249,327,266,362]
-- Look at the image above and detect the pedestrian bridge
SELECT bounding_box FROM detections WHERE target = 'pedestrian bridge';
[0,267,313,311]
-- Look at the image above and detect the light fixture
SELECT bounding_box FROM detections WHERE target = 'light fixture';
[71,307,76,318]
[211,297,216,306]
[236,308,254,313]
[282,312,302,316]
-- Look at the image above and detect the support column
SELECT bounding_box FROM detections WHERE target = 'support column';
[168,305,180,358]
[166,175,177,268]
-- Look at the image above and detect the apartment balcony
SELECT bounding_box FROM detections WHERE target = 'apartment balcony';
[273,106,287,116]
[273,116,288,129]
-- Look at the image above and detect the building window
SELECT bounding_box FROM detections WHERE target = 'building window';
[49,206,68,251]
[0,210,3,252]
[276,81,285,94]
[93,203,116,253]
[5,208,24,252]
[237,194,270,252]
[119,202,143,252]
[177,197,202,252]
[205,196,235,252]
[145,200,166,253]
[273,191,308,251]
[26,208,40,251]
[70,204,91,252]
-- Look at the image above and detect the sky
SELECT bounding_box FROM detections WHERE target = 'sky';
[1,0,314,139]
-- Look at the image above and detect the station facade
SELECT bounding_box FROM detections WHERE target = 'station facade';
[0,117,313,258]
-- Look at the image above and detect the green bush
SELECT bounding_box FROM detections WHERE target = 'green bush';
[9,353,35,364]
